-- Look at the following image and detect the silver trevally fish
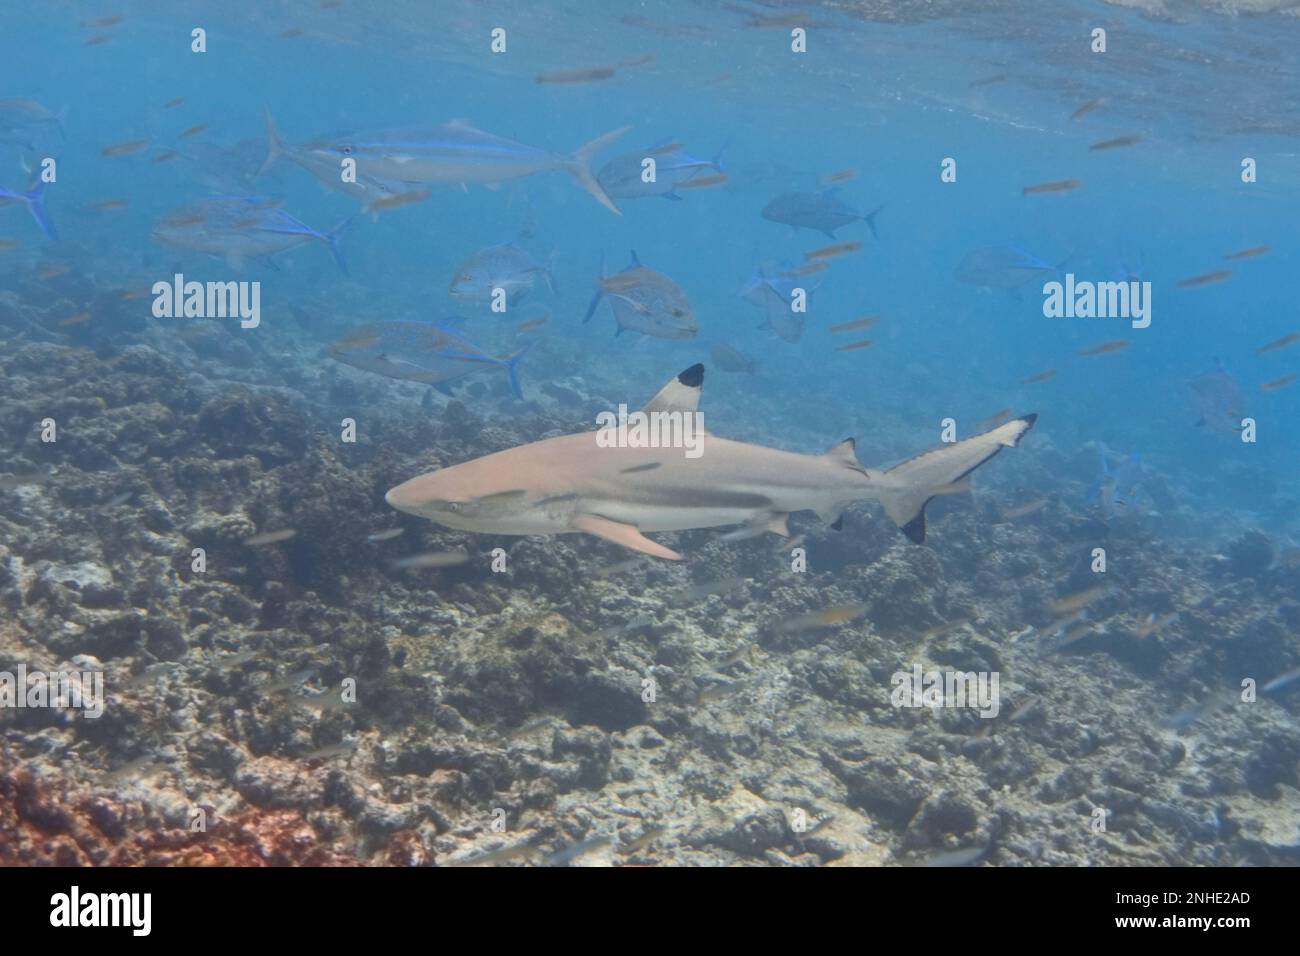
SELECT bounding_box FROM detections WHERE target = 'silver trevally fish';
[583,251,697,339]
[166,138,269,194]
[1188,360,1246,433]
[449,242,555,306]
[761,189,881,239]
[259,109,630,215]
[0,181,56,239]
[955,246,1061,289]
[596,139,724,200]
[0,97,66,147]
[328,319,527,398]
[152,196,350,272]
[259,110,429,215]
[740,264,812,344]
[386,364,1037,559]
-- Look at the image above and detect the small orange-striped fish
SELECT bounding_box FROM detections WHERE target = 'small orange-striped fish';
[830,315,879,334]
[82,15,123,27]
[153,149,179,163]
[978,409,1012,429]
[102,139,150,157]
[779,605,867,633]
[677,173,728,190]
[0,239,17,251]
[39,263,71,280]
[119,287,151,301]
[1224,245,1269,261]
[1176,269,1232,288]
[90,198,129,210]
[58,312,93,327]
[84,34,112,46]
[536,65,617,85]
[180,123,208,138]
[1261,373,1297,392]
[1089,135,1142,151]
[1023,178,1081,195]
[1071,97,1105,120]
[1023,369,1057,384]
[1051,585,1111,615]
[782,260,829,277]
[968,72,1007,87]
[389,550,470,570]
[163,97,185,109]
[515,316,549,334]
[818,167,858,185]
[1256,332,1300,354]
[1077,339,1130,357]
[806,240,863,260]
[243,529,298,547]
[1000,497,1048,520]
[279,27,304,39]
[835,338,875,352]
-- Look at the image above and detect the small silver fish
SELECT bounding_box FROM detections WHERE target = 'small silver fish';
[389,550,470,570]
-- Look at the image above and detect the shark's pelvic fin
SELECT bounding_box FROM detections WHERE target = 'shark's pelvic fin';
[573,513,683,560]
[642,363,704,415]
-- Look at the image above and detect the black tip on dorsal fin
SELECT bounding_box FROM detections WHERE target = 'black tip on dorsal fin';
[1021,413,1038,427]
[678,363,704,388]
[831,516,843,531]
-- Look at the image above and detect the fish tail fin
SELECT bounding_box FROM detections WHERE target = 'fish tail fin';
[325,216,352,274]
[502,343,531,399]
[258,105,285,177]
[583,251,605,323]
[711,138,729,173]
[565,125,631,215]
[543,249,560,295]
[863,203,884,240]
[24,180,56,241]
[874,416,1038,543]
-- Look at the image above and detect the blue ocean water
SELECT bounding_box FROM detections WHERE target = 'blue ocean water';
[2,1,1299,868]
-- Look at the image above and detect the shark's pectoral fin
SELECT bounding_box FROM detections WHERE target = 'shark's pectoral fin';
[573,514,683,560]
[642,363,704,415]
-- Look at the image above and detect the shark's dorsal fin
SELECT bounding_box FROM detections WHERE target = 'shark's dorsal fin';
[629,249,642,267]
[642,363,704,415]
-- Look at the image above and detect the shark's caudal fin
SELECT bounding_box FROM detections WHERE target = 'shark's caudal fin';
[874,415,1037,543]
[565,126,631,215]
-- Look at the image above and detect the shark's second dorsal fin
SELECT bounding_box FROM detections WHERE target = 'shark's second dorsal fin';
[642,363,704,415]
[825,438,864,468]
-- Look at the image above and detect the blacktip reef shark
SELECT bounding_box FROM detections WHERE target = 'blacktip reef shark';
[386,365,1037,559]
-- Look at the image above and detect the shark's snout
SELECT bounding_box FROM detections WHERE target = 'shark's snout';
[385,482,418,513]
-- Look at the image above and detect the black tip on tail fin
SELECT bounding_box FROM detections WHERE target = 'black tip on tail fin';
[901,512,927,544]
[678,363,704,387]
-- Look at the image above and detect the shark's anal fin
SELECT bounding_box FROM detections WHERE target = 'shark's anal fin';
[573,514,683,560]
